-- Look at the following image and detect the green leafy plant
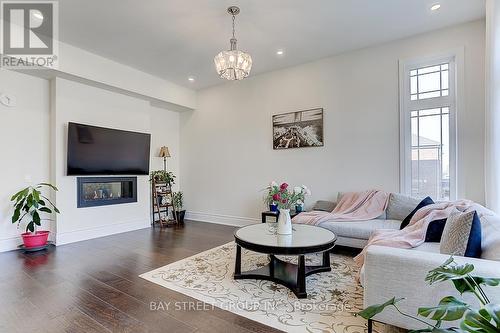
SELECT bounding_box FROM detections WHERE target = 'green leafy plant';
[149,170,175,186]
[11,183,60,233]
[172,191,183,211]
[358,257,500,333]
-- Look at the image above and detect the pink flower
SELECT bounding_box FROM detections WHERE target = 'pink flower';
[281,199,287,204]
[273,194,280,201]
[280,183,288,190]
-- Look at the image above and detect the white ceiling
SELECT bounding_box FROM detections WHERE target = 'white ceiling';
[59,0,485,90]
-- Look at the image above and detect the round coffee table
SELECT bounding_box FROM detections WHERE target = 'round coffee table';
[233,223,336,298]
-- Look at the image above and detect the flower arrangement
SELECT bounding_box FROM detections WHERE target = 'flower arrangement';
[264,181,311,210]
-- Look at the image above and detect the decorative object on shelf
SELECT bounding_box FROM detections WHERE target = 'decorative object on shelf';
[158,146,171,172]
[273,108,324,149]
[10,182,60,250]
[214,6,252,81]
[263,181,311,212]
[359,257,500,333]
[149,170,175,187]
[172,191,186,224]
[150,171,178,227]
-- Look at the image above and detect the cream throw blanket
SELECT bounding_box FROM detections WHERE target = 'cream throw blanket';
[353,200,473,266]
[292,190,390,225]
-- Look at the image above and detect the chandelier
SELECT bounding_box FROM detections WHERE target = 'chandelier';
[214,6,252,80]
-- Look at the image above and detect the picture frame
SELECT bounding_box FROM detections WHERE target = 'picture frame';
[272,108,324,150]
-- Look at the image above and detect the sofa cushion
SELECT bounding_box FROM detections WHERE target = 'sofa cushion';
[400,196,434,229]
[336,192,386,219]
[425,218,447,243]
[440,211,482,258]
[386,193,421,221]
[312,200,336,212]
[480,211,500,261]
[318,219,401,240]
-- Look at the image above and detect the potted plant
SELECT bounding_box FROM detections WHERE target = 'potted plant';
[358,257,500,332]
[172,191,186,223]
[293,185,311,213]
[149,170,176,186]
[263,181,280,211]
[11,183,60,248]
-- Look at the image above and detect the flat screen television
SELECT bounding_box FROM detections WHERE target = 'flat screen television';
[67,122,151,175]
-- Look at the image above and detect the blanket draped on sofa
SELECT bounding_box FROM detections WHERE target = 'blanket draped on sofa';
[292,190,390,225]
[353,200,473,266]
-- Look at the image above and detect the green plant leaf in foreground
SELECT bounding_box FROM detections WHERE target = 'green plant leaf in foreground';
[461,305,500,333]
[357,297,404,319]
[418,296,469,321]
[426,259,475,285]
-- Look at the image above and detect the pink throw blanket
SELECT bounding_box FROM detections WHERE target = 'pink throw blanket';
[353,200,473,266]
[292,190,390,225]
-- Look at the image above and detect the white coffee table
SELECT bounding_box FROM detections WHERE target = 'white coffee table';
[233,223,337,298]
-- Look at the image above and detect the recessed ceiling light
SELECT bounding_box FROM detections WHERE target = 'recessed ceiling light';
[430,3,441,11]
[32,11,44,20]
[188,77,195,82]
[276,50,284,56]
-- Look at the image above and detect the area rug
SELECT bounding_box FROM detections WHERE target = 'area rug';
[140,242,381,333]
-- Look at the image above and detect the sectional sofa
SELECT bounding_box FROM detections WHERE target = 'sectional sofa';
[312,193,500,330]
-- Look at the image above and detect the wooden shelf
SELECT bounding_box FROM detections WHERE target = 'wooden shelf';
[151,179,178,228]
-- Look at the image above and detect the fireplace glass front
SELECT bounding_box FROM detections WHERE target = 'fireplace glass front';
[77,177,137,208]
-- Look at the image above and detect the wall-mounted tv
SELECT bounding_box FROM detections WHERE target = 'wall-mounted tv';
[67,122,151,176]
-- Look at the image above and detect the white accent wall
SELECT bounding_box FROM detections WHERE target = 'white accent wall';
[0,72,181,252]
[180,20,486,226]
[0,70,50,251]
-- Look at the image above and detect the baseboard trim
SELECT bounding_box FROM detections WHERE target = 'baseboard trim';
[186,211,259,227]
[0,236,21,253]
[56,218,150,246]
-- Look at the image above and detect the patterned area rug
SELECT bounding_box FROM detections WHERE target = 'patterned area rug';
[140,242,380,333]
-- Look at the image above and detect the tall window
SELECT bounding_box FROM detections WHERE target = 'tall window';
[400,56,457,201]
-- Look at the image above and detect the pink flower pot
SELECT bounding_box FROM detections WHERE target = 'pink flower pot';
[21,231,49,248]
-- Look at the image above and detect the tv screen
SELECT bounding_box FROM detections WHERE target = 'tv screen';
[67,122,151,175]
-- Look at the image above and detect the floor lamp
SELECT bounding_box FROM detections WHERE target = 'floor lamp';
[158,146,171,172]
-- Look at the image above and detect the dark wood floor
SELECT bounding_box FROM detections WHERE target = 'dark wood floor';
[0,221,283,333]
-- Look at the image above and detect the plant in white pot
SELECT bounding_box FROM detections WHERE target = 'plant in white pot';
[11,183,60,248]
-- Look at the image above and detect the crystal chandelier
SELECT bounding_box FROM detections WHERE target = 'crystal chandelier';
[214,6,252,80]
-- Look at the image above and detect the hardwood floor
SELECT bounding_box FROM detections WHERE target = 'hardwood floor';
[0,221,282,333]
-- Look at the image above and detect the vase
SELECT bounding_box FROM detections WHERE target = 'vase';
[277,209,292,235]
[295,204,303,213]
[269,203,278,212]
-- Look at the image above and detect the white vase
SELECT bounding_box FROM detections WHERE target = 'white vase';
[277,209,292,235]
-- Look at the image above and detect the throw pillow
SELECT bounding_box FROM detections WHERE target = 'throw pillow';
[312,200,337,212]
[386,193,422,221]
[440,211,482,258]
[425,218,447,242]
[400,196,434,229]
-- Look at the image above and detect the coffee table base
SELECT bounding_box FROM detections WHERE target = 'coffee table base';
[233,245,331,299]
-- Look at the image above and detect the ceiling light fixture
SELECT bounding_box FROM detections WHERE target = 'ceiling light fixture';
[214,6,252,81]
[188,77,195,82]
[276,50,284,56]
[430,3,441,11]
[32,11,44,20]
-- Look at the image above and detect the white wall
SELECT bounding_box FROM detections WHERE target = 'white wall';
[0,70,51,251]
[0,70,180,252]
[52,77,180,245]
[180,20,486,225]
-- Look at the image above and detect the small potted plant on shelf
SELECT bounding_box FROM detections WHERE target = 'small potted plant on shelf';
[149,170,176,186]
[11,183,60,249]
[263,181,280,212]
[293,185,311,213]
[172,191,186,223]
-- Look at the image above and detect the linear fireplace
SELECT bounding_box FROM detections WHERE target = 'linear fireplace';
[77,177,137,208]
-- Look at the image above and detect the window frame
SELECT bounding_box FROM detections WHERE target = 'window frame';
[399,53,459,201]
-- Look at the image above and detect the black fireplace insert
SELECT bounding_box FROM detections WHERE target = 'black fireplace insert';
[77,177,137,208]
